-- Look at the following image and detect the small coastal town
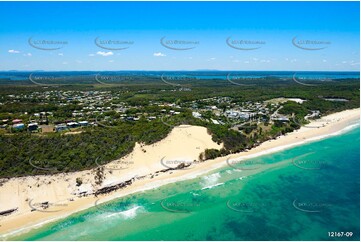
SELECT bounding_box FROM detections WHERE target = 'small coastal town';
[0,89,319,135]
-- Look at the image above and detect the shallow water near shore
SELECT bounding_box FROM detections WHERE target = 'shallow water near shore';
[11,126,360,241]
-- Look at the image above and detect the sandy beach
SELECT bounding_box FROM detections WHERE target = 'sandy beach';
[0,108,359,239]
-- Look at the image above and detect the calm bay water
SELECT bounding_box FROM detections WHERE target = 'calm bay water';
[12,126,360,241]
[0,71,359,82]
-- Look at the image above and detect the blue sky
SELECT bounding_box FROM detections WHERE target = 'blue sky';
[0,1,359,71]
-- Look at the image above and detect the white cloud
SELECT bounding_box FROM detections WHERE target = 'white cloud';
[8,49,20,54]
[58,53,64,56]
[96,51,114,57]
[88,54,95,57]
[153,52,166,57]
[341,60,358,66]
[108,60,114,63]
[23,53,32,57]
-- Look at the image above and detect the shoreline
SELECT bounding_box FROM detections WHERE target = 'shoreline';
[1,108,360,239]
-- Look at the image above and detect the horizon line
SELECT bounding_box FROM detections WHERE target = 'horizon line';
[1,70,360,72]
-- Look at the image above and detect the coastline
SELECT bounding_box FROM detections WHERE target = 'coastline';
[1,108,360,239]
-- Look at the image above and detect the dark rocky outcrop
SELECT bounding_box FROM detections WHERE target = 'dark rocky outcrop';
[94,178,134,196]
[94,162,191,196]
[0,208,18,216]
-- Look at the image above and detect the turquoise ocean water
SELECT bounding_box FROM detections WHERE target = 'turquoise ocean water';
[10,126,360,241]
